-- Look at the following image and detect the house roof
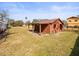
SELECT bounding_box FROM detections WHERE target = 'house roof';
[67,16,79,20]
[32,18,63,24]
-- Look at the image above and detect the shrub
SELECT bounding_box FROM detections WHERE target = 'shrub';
[13,20,24,27]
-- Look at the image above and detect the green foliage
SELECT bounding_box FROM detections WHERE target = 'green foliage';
[25,21,30,25]
[9,19,15,27]
[9,19,24,27]
[13,20,24,27]
[62,20,67,27]
[32,19,39,23]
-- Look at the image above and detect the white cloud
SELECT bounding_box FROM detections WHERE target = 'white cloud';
[50,5,79,20]
[51,5,79,13]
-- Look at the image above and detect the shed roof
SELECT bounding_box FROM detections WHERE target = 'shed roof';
[32,18,63,24]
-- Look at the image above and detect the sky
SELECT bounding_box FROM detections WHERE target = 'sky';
[0,2,79,22]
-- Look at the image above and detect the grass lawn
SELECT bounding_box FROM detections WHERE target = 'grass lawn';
[0,27,78,56]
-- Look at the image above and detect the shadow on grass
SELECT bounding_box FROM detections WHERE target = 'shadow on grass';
[70,31,79,56]
[0,32,15,44]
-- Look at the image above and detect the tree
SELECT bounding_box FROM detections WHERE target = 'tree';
[62,20,67,28]
[0,9,8,21]
[32,19,39,23]
[13,20,24,27]
[0,9,9,31]
[8,19,15,27]
[25,20,31,29]
[25,17,28,19]
[25,21,30,25]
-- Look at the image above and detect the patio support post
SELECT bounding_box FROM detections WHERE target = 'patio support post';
[49,24,52,34]
[32,24,34,32]
[39,24,41,34]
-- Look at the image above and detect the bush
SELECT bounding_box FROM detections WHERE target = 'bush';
[9,19,15,27]
[13,20,24,27]
[25,21,30,26]
[9,19,24,27]
[32,19,39,23]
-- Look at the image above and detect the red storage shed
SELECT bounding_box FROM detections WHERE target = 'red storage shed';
[32,18,64,33]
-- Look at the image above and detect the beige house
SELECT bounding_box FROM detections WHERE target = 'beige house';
[67,16,79,30]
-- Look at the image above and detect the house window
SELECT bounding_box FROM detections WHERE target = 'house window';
[75,20,78,22]
[74,25,78,28]
[69,20,71,22]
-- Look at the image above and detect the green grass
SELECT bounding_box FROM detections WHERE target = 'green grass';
[0,27,78,56]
